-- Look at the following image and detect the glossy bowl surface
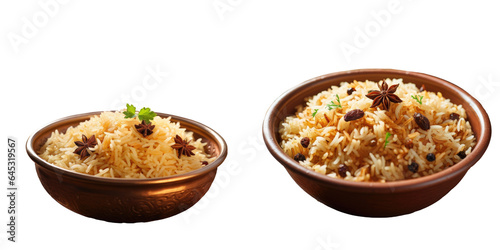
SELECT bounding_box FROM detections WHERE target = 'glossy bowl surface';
[27,111,227,223]
[263,69,491,217]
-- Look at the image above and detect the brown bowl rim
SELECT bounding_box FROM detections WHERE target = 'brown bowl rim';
[26,111,228,185]
[263,68,491,193]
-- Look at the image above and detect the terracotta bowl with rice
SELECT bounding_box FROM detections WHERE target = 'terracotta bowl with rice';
[263,69,491,217]
[27,111,227,223]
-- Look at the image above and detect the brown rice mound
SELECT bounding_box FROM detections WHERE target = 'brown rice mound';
[279,79,476,182]
[38,111,213,178]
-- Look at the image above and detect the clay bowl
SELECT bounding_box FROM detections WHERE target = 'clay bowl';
[263,69,491,217]
[26,111,227,223]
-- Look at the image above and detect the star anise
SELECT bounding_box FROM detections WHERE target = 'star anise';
[135,120,155,137]
[73,134,98,160]
[171,135,196,158]
[365,80,403,110]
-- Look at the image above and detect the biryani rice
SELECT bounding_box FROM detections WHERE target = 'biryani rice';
[279,78,476,182]
[38,111,214,178]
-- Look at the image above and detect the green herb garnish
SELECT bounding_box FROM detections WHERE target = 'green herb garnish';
[384,132,391,149]
[312,109,319,117]
[411,95,424,105]
[138,107,157,124]
[326,94,342,110]
[123,104,157,124]
[123,103,137,119]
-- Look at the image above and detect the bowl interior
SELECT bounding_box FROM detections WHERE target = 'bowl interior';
[27,111,228,183]
[263,69,491,191]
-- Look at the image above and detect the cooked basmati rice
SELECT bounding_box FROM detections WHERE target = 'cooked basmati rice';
[279,79,476,182]
[38,111,214,178]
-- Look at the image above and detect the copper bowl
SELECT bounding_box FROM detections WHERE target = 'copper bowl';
[26,111,227,223]
[263,69,491,217]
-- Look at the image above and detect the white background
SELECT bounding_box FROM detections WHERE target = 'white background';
[1,1,499,249]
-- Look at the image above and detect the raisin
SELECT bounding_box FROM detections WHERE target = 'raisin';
[407,162,419,173]
[344,109,365,122]
[347,87,356,95]
[300,137,310,148]
[413,113,430,130]
[426,153,436,162]
[449,113,460,121]
[457,151,467,159]
[294,153,306,162]
[404,138,413,149]
[338,164,348,178]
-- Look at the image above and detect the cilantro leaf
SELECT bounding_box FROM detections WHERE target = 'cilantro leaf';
[326,94,342,110]
[312,109,319,117]
[384,132,391,149]
[411,95,424,105]
[123,104,157,124]
[123,104,137,119]
[138,107,157,124]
